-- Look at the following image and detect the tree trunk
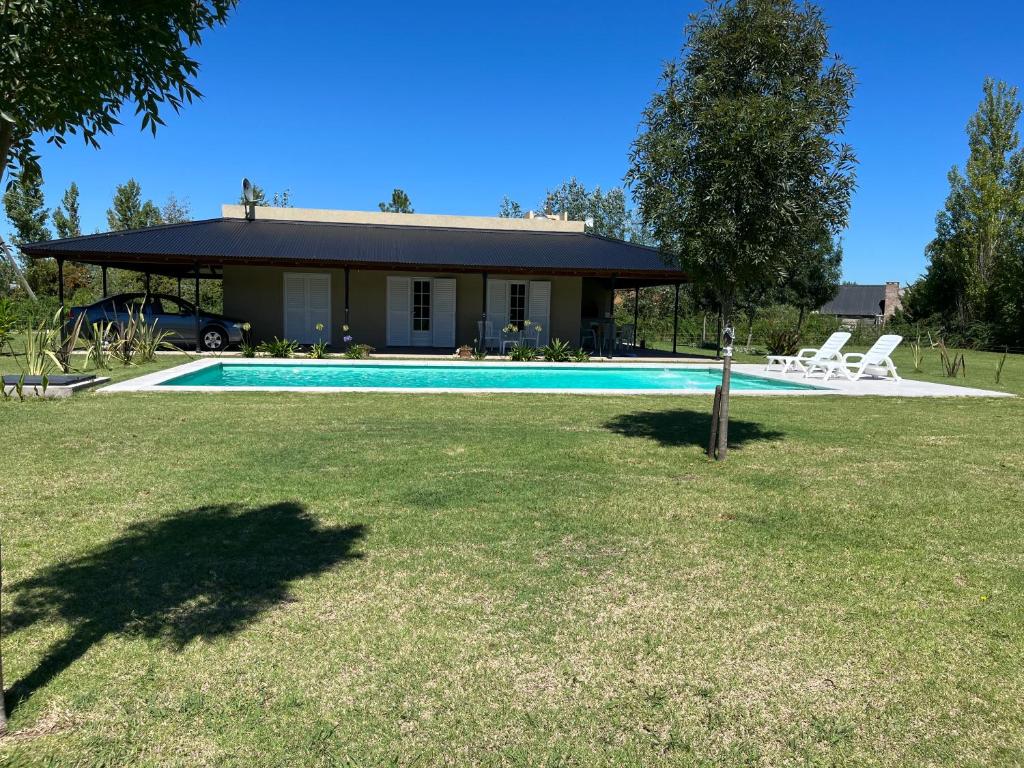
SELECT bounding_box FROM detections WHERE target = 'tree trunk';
[797,305,806,331]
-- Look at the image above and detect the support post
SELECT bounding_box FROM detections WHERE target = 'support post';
[479,272,488,352]
[177,277,182,299]
[57,258,66,343]
[102,266,108,298]
[672,283,680,355]
[707,385,722,458]
[607,275,616,358]
[144,271,151,295]
[715,324,735,462]
[344,267,351,330]
[194,263,201,353]
[633,282,640,350]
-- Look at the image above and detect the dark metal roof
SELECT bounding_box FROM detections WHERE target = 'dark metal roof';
[819,284,886,317]
[21,217,685,281]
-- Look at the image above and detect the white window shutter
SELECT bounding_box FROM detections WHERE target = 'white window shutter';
[432,278,457,348]
[486,279,508,331]
[387,276,412,346]
[283,274,306,341]
[528,281,551,345]
[307,274,331,343]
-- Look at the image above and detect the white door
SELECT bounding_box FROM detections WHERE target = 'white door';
[432,278,457,348]
[386,276,411,346]
[486,279,508,330]
[528,281,551,345]
[283,272,331,344]
[410,278,432,347]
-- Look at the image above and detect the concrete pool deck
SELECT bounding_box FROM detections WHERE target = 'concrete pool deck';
[99,358,1013,397]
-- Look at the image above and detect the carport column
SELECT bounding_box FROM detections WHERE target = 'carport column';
[607,274,616,358]
[57,258,66,343]
[344,267,350,329]
[672,282,680,355]
[633,282,640,348]
[101,266,108,298]
[194,262,201,353]
[480,272,488,352]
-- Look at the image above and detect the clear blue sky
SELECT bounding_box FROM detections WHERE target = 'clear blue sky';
[11,0,1024,284]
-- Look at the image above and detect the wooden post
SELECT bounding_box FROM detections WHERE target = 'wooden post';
[607,274,616,358]
[344,267,351,329]
[480,272,488,352]
[101,265,108,298]
[715,323,735,461]
[707,385,722,458]
[716,355,732,461]
[633,282,640,349]
[57,258,66,343]
[672,283,680,355]
[194,263,201,353]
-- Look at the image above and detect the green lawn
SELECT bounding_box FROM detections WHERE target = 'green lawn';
[1,348,1022,766]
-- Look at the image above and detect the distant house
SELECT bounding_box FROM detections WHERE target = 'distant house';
[819,282,902,326]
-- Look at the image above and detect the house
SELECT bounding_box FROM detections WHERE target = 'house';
[819,282,902,326]
[21,205,685,351]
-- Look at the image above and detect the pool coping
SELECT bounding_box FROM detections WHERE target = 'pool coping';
[97,358,1013,397]
[99,358,828,396]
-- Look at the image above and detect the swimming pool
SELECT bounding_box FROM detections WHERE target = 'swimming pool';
[145,361,821,393]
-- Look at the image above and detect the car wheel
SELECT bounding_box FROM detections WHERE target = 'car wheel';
[201,325,228,351]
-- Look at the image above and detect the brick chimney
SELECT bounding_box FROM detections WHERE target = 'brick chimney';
[882,282,902,320]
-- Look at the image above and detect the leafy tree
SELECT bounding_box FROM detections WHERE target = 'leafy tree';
[914,78,1024,343]
[3,172,49,245]
[3,170,56,294]
[52,182,81,239]
[778,230,843,328]
[238,184,292,208]
[0,0,235,193]
[50,182,92,294]
[107,179,163,232]
[162,194,192,224]
[379,189,414,213]
[542,178,632,240]
[627,0,856,326]
[498,196,523,218]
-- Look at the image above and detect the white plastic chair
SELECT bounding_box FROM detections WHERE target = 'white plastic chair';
[520,325,541,348]
[477,320,499,350]
[500,328,521,355]
[806,334,903,381]
[765,332,851,374]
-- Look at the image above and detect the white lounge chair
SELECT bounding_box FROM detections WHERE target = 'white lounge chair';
[806,334,903,381]
[765,332,851,374]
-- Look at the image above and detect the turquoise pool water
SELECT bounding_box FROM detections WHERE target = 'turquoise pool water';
[159,363,818,392]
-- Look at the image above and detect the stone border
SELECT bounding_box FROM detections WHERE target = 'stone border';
[98,359,1011,398]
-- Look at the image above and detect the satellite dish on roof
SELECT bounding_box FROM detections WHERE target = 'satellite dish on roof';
[242,178,256,221]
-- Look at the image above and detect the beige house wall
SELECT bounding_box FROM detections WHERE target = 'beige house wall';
[223,266,588,348]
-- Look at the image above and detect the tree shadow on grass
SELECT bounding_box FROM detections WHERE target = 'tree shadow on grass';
[4,502,365,716]
[603,408,785,449]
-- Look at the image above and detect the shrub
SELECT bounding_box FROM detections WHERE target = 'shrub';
[0,297,16,349]
[541,338,572,362]
[238,323,257,357]
[258,337,300,358]
[570,348,591,362]
[83,320,113,370]
[308,339,329,359]
[509,343,537,361]
[342,344,373,359]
